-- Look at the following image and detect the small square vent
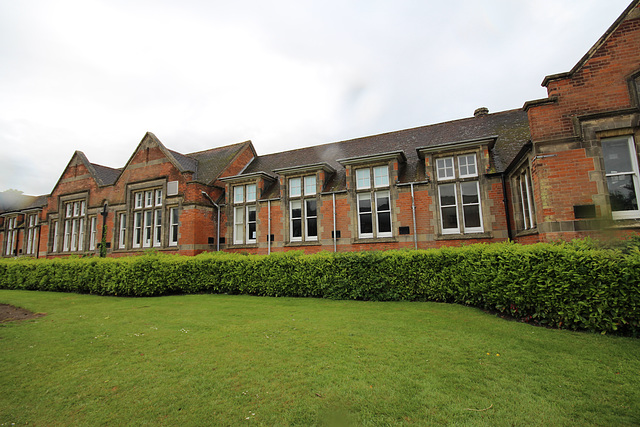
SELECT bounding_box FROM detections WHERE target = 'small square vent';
[167,181,179,196]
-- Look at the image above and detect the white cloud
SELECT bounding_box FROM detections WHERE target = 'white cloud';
[0,0,632,195]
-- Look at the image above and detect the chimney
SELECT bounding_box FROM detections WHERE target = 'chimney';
[474,107,489,117]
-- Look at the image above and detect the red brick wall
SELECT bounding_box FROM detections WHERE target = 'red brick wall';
[529,10,640,142]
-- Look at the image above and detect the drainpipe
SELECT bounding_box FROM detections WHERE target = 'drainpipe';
[100,203,108,257]
[36,218,42,259]
[501,173,513,241]
[332,193,337,253]
[410,183,418,250]
[201,191,221,252]
[268,200,271,254]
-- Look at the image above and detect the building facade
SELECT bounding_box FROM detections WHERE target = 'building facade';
[2,0,640,258]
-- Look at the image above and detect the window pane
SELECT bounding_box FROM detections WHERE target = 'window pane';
[289,178,302,197]
[461,181,479,204]
[307,217,317,238]
[356,169,370,189]
[442,206,458,229]
[234,186,244,204]
[607,175,638,211]
[463,205,481,228]
[306,199,317,239]
[373,166,389,188]
[306,199,317,217]
[291,201,302,219]
[602,138,633,174]
[437,157,454,180]
[378,212,391,233]
[376,193,390,211]
[247,206,257,241]
[360,213,373,234]
[459,154,477,177]
[304,175,316,195]
[246,184,257,202]
[155,189,163,206]
[439,183,456,206]
[358,194,372,213]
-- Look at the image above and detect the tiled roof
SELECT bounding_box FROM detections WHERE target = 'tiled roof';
[242,109,530,196]
[0,192,48,214]
[187,141,250,185]
[167,149,198,173]
[91,163,122,186]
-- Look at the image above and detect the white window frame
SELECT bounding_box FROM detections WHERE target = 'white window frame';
[5,217,17,256]
[355,166,392,239]
[246,205,257,244]
[153,210,162,247]
[26,214,38,255]
[169,208,179,246]
[62,200,86,252]
[436,157,455,181]
[289,175,319,242]
[132,189,164,249]
[436,153,483,235]
[517,169,535,230]
[118,213,127,249]
[89,216,97,251]
[602,136,640,220]
[232,184,257,245]
[438,183,460,235]
[51,220,59,253]
[460,181,483,234]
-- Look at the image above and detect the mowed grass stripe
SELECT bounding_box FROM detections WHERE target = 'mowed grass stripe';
[0,290,638,426]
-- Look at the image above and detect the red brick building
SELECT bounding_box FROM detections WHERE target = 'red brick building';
[2,0,640,258]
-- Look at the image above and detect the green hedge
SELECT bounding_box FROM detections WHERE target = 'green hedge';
[1,241,639,335]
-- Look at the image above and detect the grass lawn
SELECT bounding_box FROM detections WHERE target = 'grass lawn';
[0,290,638,426]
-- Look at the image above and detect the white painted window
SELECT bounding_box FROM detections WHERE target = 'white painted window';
[289,175,318,242]
[289,178,302,197]
[304,175,317,195]
[516,168,536,230]
[153,210,162,247]
[5,217,17,256]
[133,212,142,248]
[602,136,640,219]
[118,214,126,249]
[62,200,87,252]
[169,208,179,246]
[89,217,97,251]
[132,188,164,249]
[233,184,258,245]
[355,166,392,239]
[436,153,483,234]
[356,168,371,190]
[436,157,455,180]
[458,154,478,178]
[26,214,38,255]
[51,221,59,253]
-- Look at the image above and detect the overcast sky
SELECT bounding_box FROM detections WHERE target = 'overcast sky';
[0,0,632,196]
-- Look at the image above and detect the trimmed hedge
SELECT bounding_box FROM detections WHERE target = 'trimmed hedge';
[1,241,639,335]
